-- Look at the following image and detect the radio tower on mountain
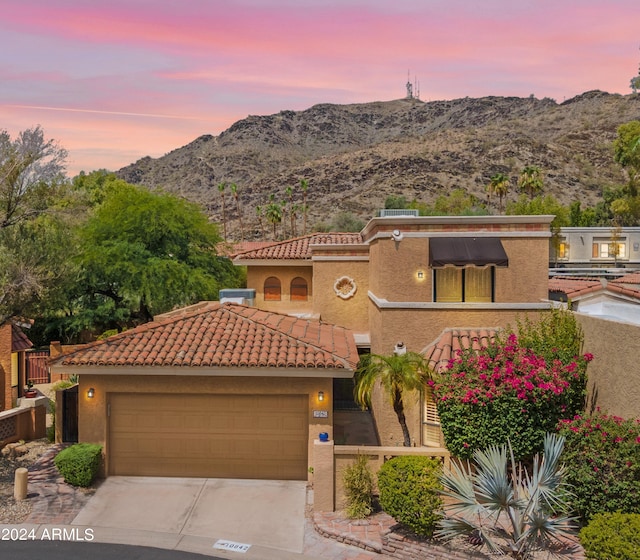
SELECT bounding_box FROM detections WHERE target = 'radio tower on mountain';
[405,71,420,100]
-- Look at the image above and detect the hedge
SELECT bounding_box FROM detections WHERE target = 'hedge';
[54,443,103,487]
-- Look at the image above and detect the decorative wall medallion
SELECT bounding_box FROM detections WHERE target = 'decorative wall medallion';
[334,276,357,299]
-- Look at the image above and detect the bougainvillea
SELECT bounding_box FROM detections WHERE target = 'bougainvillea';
[558,411,640,524]
[433,334,591,460]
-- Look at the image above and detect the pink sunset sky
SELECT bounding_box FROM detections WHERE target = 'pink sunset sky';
[1,0,639,177]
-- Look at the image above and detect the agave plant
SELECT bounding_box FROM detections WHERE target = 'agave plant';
[436,433,577,559]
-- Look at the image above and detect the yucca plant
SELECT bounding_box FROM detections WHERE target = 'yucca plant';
[436,433,577,559]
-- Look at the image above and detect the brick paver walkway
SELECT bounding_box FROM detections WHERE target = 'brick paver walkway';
[24,444,95,524]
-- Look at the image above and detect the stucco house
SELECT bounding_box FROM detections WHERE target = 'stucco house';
[50,302,358,480]
[50,214,555,480]
[232,214,554,448]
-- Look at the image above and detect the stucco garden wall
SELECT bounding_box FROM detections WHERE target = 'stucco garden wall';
[577,313,640,419]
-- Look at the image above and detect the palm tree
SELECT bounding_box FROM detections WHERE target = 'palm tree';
[436,433,577,559]
[265,195,282,240]
[300,179,309,234]
[518,165,544,199]
[354,348,431,447]
[217,182,227,241]
[487,173,510,213]
[255,205,265,239]
[230,183,243,241]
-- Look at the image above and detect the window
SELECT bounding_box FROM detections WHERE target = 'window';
[592,240,627,259]
[433,266,494,303]
[263,276,281,301]
[423,387,442,447]
[558,241,568,259]
[290,277,308,301]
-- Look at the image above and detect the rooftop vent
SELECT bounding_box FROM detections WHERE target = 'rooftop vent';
[219,288,256,306]
[378,209,420,217]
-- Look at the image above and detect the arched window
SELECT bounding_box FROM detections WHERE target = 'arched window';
[264,276,281,301]
[290,277,308,301]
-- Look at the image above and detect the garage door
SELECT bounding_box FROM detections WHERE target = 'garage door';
[109,393,309,480]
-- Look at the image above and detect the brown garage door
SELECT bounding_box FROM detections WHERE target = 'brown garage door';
[109,393,308,480]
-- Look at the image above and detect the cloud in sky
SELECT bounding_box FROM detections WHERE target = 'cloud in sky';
[1,0,638,175]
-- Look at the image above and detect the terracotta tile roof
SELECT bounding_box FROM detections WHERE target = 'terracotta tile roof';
[421,328,499,373]
[52,303,358,371]
[232,232,364,260]
[548,277,603,299]
[217,240,278,258]
[610,272,640,285]
[11,324,33,352]
[605,282,640,301]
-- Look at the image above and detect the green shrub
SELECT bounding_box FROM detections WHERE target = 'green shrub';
[342,454,374,519]
[377,455,443,538]
[54,443,103,487]
[580,513,640,560]
[558,411,640,523]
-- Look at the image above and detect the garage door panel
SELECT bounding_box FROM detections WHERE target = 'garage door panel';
[109,393,308,480]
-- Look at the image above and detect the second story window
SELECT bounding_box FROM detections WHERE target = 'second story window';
[290,277,308,301]
[264,276,281,301]
[433,266,494,303]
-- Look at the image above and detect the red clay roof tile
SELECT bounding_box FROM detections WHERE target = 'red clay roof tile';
[232,232,363,260]
[52,302,358,371]
[11,324,33,352]
[421,328,499,373]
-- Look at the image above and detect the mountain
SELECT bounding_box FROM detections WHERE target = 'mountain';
[117,90,640,240]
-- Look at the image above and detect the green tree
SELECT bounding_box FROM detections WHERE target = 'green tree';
[613,121,640,197]
[487,173,510,213]
[354,349,431,447]
[300,179,309,234]
[415,189,488,216]
[230,183,243,241]
[384,195,409,209]
[60,179,242,337]
[217,182,227,241]
[518,165,544,199]
[265,194,283,239]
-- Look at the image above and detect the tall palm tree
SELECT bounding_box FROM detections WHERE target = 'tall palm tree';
[265,194,282,240]
[487,173,510,213]
[300,179,309,234]
[354,349,431,447]
[217,182,227,241]
[436,433,577,559]
[518,165,544,199]
[255,205,265,239]
[230,183,243,241]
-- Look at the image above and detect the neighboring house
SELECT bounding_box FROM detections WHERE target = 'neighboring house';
[234,215,554,447]
[0,321,33,411]
[549,275,640,326]
[49,302,358,480]
[552,227,640,269]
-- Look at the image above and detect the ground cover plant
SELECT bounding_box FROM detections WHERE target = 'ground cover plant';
[557,410,640,524]
[433,310,591,461]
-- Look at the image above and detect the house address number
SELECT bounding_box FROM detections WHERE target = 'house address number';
[313,410,328,418]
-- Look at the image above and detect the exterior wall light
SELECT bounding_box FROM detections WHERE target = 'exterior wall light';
[417,270,424,279]
[318,391,325,402]
[87,388,95,399]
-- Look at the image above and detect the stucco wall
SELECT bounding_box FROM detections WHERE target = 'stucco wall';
[246,265,313,315]
[78,373,333,478]
[312,260,369,332]
[577,313,640,419]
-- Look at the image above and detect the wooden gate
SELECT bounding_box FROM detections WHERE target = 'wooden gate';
[26,351,50,384]
[62,385,78,443]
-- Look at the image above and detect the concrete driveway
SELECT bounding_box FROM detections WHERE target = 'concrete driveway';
[71,477,307,555]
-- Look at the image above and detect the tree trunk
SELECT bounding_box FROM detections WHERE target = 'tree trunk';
[393,390,412,447]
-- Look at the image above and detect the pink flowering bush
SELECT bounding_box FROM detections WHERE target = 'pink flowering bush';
[558,411,640,524]
[433,333,590,460]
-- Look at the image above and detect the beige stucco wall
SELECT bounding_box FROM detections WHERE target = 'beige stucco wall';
[312,260,369,332]
[246,265,314,315]
[78,373,333,478]
[0,324,11,411]
[497,238,549,303]
[577,313,640,419]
